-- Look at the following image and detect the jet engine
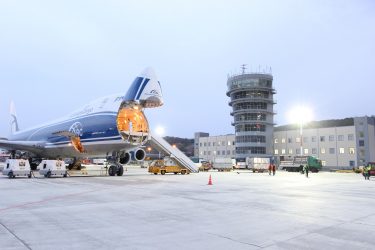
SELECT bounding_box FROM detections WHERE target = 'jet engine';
[119,151,131,165]
[132,148,146,162]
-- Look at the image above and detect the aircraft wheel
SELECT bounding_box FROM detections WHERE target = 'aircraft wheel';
[46,171,51,178]
[117,165,124,176]
[8,172,13,179]
[161,170,166,175]
[108,165,117,176]
[63,172,67,178]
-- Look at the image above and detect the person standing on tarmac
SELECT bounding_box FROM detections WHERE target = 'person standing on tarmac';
[363,166,370,180]
[272,164,276,176]
[304,164,309,178]
[268,164,272,175]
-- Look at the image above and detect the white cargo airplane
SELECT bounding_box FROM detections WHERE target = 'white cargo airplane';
[0,68,163,176]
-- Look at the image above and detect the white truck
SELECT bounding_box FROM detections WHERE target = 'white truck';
[38,160,68,178]
[2,159,32,178]
[212,158,234,172]
[246,157,270,173]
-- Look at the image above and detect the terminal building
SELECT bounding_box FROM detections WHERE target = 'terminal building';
[195,116,375,169]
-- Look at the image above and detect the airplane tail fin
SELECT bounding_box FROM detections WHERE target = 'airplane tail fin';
[123,67,164,108]
[10,101,20,134]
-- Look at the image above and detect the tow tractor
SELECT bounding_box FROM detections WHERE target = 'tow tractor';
[148,157,190,175]
[38,160,68,178]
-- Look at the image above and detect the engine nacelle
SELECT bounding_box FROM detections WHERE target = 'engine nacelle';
[119,152,131,165]
[132,148,146,162]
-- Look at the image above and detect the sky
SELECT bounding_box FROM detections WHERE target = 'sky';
[0,0,374,138]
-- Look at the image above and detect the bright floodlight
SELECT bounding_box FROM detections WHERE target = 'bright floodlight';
[155,126,165,136]
[288,106,313,125]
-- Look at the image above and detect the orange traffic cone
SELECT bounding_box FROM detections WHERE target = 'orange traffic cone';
[208,174,213,185]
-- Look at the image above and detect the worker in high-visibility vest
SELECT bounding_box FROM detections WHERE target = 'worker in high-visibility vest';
[304,164,309,178]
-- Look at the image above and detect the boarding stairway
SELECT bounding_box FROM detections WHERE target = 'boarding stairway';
[149,134,199,173]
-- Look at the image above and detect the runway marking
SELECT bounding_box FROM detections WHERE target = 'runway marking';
[207,232,262,248]
[0,220,32,250]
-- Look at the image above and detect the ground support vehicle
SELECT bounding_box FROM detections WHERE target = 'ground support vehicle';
[281,156,322,173]
[198,161,212,172]
[38,160,67,178]
[246,157,270,173]
[366,162,375,177]
[2,159,32,178]
[148,157,190,175]
[212,158,234,172]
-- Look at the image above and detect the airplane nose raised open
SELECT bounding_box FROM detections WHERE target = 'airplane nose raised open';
[116,68,163,144]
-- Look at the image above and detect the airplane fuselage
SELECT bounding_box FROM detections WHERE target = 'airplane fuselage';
[8,94,143,158]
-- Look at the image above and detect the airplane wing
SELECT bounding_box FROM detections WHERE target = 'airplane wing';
[0,139,46,153]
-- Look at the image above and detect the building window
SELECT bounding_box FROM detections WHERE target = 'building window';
[227,141,231,146]
[322,161,326,166]
[329,135,335,141]
[303,137,308,143]
[213,151,216,155]
[218,141,221,146]
[296,137,301,143]
[204,142,207,147]
[200,151,203,155]
[329,148,335,154]
[208,151,211,155]
[274,138,278,143]
[349,161,355,167]
[217,151,220,155]
[281,149,286,155]
[348,134,354,141]
[222,150,225,155]
[204,151,206,155]
[200,143,202,147]
[360,149,365,157]
[274,149,279,155]
[304,148,308,155]
[227,150,230,155]
[338,135,344,141]
[320,136,325,142]
[339,148,345,154]
[359,140,364,147]
[349,148,355,154]
[222,141,225,146]
[312,148,317,154]
[288,138,292,143]
[296,148,301,155]
[321,148,326,154]
[359,131,364,138]
[288,149,293,154]
[208,142,211,146]
[232,141,235,145]
[281,138,286,143]
[311,136,316,142]
[213,142,216,146]
[232,150,235,155]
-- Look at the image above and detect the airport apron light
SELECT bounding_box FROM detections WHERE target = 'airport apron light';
[116,102,149,145]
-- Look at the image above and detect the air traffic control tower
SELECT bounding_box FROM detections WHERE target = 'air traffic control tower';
[227,66,276,163]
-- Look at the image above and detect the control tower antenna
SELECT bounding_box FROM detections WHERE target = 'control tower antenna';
[241,64,247,74]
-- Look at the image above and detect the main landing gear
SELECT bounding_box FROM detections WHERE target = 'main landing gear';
[108,162,124,176]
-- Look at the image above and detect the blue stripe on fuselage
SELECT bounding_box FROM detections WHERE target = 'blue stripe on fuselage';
[124,77,143,100]
[136,78,150,100]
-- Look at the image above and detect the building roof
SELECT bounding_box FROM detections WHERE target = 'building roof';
[275,118,355,131]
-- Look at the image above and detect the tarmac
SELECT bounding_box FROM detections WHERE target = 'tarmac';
[1,167,375,250]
